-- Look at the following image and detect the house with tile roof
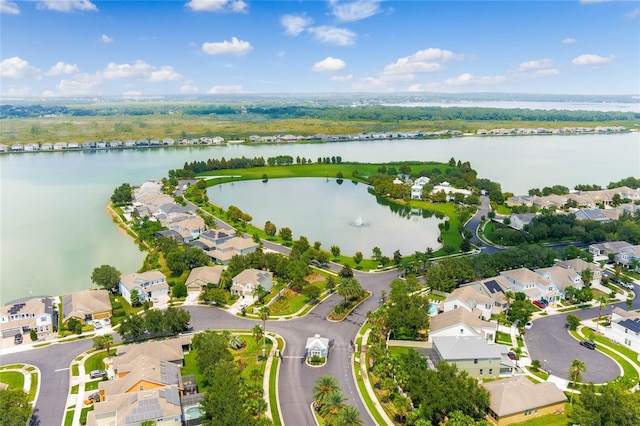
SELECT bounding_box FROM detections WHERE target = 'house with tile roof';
[534,266,583,299]
[429,308,497,342]
[431,336,514,379]
[615,245,640,271]
[482,376,566,425]
[62,289,112,324]
[499,268,560,303]
[231,269,273,297]
[185,265,226,294]
[441,286,495,320]
[119,270,168,304]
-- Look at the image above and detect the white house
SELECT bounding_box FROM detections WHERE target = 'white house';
[441,286,495,320]
[306,334,330,358]
[168,216,205,242]
[615,245,640,271]
[556,259,602,285]
[499,268,560,303]
[230,269,273,297]
[431,182,472,201]
[508,213,537,231]
[119,270,168,304]
[602,307,640,353]
[0,297,55,338]
[534,266,583,299]
[429,308,497,342]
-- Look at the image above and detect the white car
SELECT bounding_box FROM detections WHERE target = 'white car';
[524,321,533,330]
[93,321,103,329]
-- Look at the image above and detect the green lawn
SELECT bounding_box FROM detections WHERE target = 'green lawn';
[496,331,512,345]
[85,380,102,391]
[64,410,74,426]
[0,371,24,390]
[511,409,570,426]
[71,384,79,394]
[84,350,114,373]
[80,406,94,425]
[28,373,38,400]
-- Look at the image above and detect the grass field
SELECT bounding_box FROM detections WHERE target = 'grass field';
[0,371,24,390]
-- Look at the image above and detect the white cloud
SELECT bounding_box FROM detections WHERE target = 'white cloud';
[443,73,506,87]
[331,74,353,82]
[572,54,615,66]
[180,82,199,93]
[36,0,98,12]
[312,57,346,72]
[625,8,640,20]
[281,14,313,36]
[1,0,20,14]
[382,48,462,76]
[101,34,114,44]
[561,38,576,44]
[202,37,253,55]
[514,58,559,78]
[46,62,79,75]
[185,0,247,13]
[56,73,102,95]
[308,26,356,46]
[330,0,381,22]
[101,60,182,82]
[148,66,182,82]
[207,85,244,94]
[123,91,143,97]
[0,57,41,79]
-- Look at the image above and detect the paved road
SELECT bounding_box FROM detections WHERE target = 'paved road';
[1,339,93,426]
[525,287,640,384]
[464,195,503,254]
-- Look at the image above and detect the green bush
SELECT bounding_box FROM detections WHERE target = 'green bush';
[111,302,123,310]
[112,309,125,317]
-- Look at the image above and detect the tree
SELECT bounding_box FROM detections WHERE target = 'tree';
[252,324,264,344]
[91,264,122,293]
[200,361,255,426]
[338,264,353,279]
[229,334,245,350]
[303,284,321,303]
[393,249,402,265]
[259,306,270,347]
[530,359,541,371]
[320,390,346,425]
[118,313,145,340]
[172,283,188,299]
[313,375,339,407]
[330,245,341,259]
[372,247,383,262]
[569,358,586,403]
[144,308,165,334]
[30,329,37,341]
[93,334,114,354]
[279,227,292,243]
[0,388,33,426]
[572,382,640,426]
[337,405,363,426]
[337,277,364,304]
[595,295,607,334]
[353,251,363,266]
[130,289,141,307]
[264,221,277,237]
[581,268,593,287]
[111,183,133,205]
[202,288,229,305]
[566,314,581,330]
[163,306,191,334]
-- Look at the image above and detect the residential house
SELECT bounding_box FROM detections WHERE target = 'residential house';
[185,265,226,294]
[24,143,39,152]
[119,270,168,304]
[506,195,533,207]
[114,336,192,368]
[87,386,182,426]
[53,142,67,150]
[206,236,258,265]
[67,142,80,149]
[168,216,205,242]
[588,241,631,258]
[0,297,55,338]
[62,289,112,324]
[199,229,236,246]
[499,268,560,302]
[441,286,495,320]
[556,258,602,285]
[534,266,583,300]
[410,176,430,200]
[230,269,273,297]
[508,213,537,231]
[603,307,640,352]
[124,139,136,148]
[96,141,107,149]
[155,229,184,244]
[109,140,123,148]
[41,142,53,151]
[431,335,515,379]
[466,276,513,314]
[134,180,162,200]
[575,208,615,222]
[11,143,24,151]
[615,245,640,271]
[430,182,471,201]
[306,334,330,358]
[429,308,497,342]
[482,376,566,426]
[100,355,182,398]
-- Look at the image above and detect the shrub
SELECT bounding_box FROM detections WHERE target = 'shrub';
[112,309,125,317]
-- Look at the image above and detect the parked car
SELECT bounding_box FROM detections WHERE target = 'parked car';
[539,298,549,307]
[580,340,596,350]
[89,370,107,379]
[102,317,110,326]
[621,282,634,290]
[524,321,533,330]
[532,300,546,309]
[93,321,102,329]
[87,391,101,403]
[14,334,23,345]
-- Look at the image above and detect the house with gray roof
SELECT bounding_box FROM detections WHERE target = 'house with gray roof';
[62,289,112,324]
[588,240,631,258]
[206,236,258,265]
[231,269,273,297]
[615,245,640,271]
[508,213,537,231]
[429,308,497,342]
[119,270,168,304]
[431,335,514,379]
[556,258,602,285]
[482,376,566,426]
[602,307,640,353]
[306,334,330,358]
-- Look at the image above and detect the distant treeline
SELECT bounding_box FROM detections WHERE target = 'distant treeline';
[2,103,637,122]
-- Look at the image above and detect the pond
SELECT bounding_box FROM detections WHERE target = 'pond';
[207,178,444,257]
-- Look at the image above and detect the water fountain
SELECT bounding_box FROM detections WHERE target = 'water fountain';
[352,213,367,227]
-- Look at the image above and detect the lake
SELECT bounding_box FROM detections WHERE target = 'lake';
[207,178,443,257]
[1,132,638,303]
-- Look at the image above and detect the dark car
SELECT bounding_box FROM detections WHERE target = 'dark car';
[580,340,596,350]
[14,334,23,345]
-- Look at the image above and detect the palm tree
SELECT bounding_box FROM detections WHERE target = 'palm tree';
[320,390,346,425]
[337,277,364,304]
[313,375,339,407]
[252,324,264,344]
[581,268,593,287]
[504,290,515,313]
[595,295,607,334]
[336,405,363,426]
[569,358,586,404]
[259,306,270,347]
[229,334,244,350]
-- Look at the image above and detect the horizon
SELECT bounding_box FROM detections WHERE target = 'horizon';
[1,1,639,98]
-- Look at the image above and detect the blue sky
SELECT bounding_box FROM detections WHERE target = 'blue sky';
[1,0,639,97]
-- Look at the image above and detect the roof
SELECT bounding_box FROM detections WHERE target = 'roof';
[200,228,236,242]
[445,286,493,307]
[88,386,182,426]
[618,318,640,333]
[589,241,631,255]
[534,266,580,291]
[482,376,566,417]
[217,236,259,251]
[101,355,181,397]
[186,266,225,287]
[430,308,495,334]
[306,334,330,350]
[556,258,601,274]
[432,336,505,360]
[500,268,551,287]
[120,270,166,292]
[62,290,111,322]
[114,336,191,367]
[169,216,205,231]
[233,268,272,285]
[1,297,54,318]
